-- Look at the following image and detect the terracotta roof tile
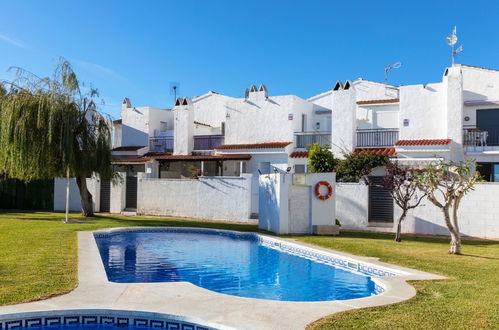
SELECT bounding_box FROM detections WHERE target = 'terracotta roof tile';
[216,142,292,150]
[354,148,397,156]
[395,139,452,146]
[357,98,399,105]
[290,151,309,158]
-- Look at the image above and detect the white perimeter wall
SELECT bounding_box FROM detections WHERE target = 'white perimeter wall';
[336,182,499,239]
[53,177,100,212]
[137,174,252,222]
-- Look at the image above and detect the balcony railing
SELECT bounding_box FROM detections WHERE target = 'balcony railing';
[149,137,174,153]
[463,129,499,146]
[193,135,225,150]
[295,132,332,148]
[356,129,399,147]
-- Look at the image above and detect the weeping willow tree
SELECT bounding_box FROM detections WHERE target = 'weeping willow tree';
[0,59,113,218]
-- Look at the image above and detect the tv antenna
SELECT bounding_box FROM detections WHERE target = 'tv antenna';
[384,62,402,84]
[446,26,463,66]
[169,82,180,106]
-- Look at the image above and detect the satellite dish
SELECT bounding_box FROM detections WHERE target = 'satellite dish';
[392,62,402,69]
[446,26,463,65]
[446,34,457,46]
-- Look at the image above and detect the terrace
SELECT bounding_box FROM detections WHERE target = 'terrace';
[356,128,399,148]
[295,132,332,148]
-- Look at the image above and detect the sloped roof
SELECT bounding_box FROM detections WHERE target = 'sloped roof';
[395,139,452,146]
[354,147,397,156]
[290,151,309,158]
[357,99,399,105]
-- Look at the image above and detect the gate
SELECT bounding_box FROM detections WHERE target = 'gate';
[368,176,393,222]
[125,176,138,209]
[288,185,311,233]
[99,180,111,212]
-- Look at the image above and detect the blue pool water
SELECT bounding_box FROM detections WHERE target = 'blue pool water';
[94,230,378,301]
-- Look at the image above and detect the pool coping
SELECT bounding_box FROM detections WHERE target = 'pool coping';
[0,227,446,330]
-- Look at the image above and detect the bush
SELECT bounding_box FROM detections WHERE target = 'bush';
[336,151,388,182]
[307,143,339,173]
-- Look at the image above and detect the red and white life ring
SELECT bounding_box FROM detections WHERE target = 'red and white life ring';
[314,181,333,200]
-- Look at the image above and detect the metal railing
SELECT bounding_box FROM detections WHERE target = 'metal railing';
[295,132,332,148]
[193,135,225,150]
[149,137,174,153]
[463,130,499,146]
[356,129,399,147]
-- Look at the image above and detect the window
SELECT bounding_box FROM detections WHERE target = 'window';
[477,163,499,182]
[159,121,168,131]
[295,164,306,173]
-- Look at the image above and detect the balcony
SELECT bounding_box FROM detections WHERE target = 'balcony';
[295,132,332,148]
[193,135,225,150]
[149,136,174,153]
[356,129,399,148]
[463,129,499,147]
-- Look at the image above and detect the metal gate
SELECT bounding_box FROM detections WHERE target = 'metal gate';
[99,180,111,212]
[368,176,393,222]
[125,176,138,209]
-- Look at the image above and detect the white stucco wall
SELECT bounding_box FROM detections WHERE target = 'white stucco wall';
[335,182,499,239]
[137,174,252,222]
[357,104,399,129]
[53,177,100,212]
[173,100,194,155]
[331,88,357,155]
[335,183,369,230]
[258,173,336,234]
[224,92,312,144]
[398,82,447,141]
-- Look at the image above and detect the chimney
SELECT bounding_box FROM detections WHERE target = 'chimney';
[173,97,194,155]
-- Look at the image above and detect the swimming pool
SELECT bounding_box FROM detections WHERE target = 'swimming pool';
[94,228,389,302]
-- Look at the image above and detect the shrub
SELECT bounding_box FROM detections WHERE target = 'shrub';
[307,143,339,173]
[336,151,388,182]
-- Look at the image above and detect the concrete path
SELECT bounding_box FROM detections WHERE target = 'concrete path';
[0,229,446,330]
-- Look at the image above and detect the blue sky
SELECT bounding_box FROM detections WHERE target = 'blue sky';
[1,0,498,118]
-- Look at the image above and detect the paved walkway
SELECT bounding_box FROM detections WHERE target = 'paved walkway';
[0,229,445,330]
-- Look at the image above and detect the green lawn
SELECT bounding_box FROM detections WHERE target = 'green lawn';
[0,212,498,329]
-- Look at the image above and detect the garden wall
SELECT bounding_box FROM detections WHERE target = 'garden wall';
[137,174,253,222]
[336,182,499,239]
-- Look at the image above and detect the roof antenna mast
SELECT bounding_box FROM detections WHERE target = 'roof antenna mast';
[169,82,180,106]
[384,62,402,84]
[446,26,463,66]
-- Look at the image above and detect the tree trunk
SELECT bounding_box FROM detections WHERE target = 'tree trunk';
[449,229,461,254]
[443,206,461,254]
[395,210,407,242]
[76,176,94,217]
[449,200,462,255]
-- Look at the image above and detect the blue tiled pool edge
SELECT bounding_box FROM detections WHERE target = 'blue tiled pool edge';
[0,310,227,330]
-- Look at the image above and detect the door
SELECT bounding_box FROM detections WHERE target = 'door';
[368,176,393,222]
[126,176,138,209]
[288,185,311,233]
[477,109,499,146]
[99,180,111,212]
